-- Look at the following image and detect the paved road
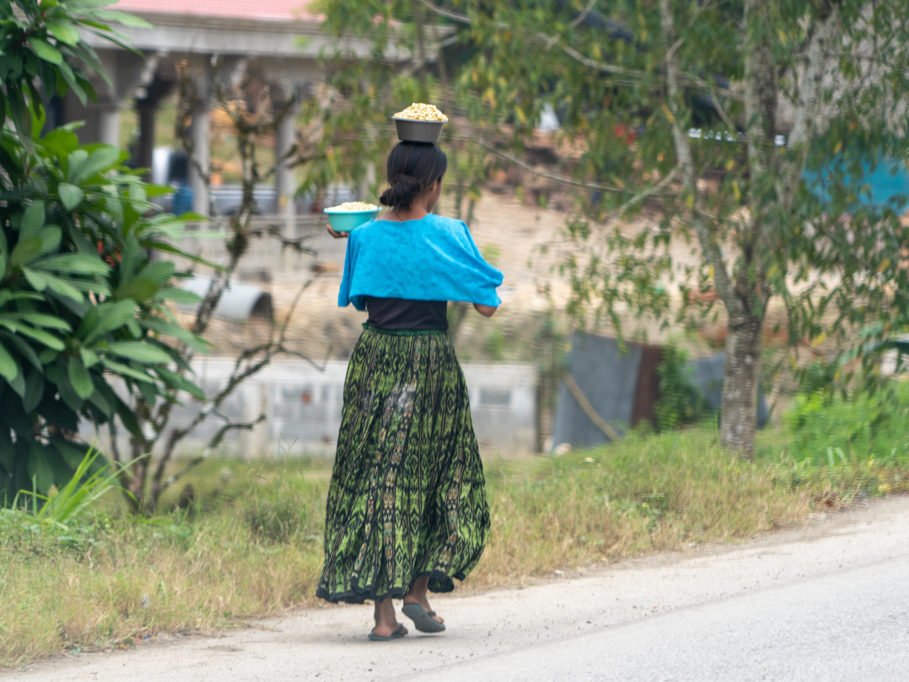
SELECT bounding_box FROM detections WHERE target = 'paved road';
[6,496,908,682]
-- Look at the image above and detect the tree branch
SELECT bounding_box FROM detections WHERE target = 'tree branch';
[659,0,739,318]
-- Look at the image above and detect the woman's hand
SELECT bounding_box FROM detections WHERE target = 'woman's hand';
[473,303,497,317]
[326,226,349,239]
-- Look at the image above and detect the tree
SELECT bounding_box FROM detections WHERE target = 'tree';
[0,0,204,502]
[318,0,909,457]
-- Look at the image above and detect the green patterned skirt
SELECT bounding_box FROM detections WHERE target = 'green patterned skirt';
[316,325,490,603]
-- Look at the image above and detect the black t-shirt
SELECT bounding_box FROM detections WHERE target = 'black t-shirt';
[365,297,448,331]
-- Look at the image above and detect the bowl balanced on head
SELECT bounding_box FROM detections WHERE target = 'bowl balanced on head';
[392,102,448,144]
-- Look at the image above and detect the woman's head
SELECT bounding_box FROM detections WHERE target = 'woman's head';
[379,142,448,210]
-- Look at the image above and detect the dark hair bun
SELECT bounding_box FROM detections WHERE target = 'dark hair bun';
[380,142,448,210]
[379,174,422,208]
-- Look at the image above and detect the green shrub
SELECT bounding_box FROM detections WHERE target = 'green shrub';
[1,0,205,504]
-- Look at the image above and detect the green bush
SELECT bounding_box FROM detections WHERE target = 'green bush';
[1,0,205,503]
[653,345,711,431]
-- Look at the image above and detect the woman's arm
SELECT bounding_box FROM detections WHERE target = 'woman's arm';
[473,303,497,317]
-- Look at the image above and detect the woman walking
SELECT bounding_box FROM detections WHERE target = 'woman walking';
[316,141,503,640]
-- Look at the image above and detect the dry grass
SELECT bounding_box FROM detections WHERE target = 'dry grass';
[2,422,907,667]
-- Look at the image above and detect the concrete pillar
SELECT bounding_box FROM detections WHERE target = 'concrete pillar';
[189,80,211,216]
[275,105,297,219]
[96,97,122,147]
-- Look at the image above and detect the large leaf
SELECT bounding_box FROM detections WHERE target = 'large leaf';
[79,299,138,344]
[68,145,121,184]
[67,356,95,400]
[38,226,62,255]
[100,357,156,384]
[27,443,56,494]
[0,341,18,383]
[9,323,65,351]
[15,312,72,331]
[106,341,173,364]
[58,182,84,210]
[157,287,203,304]
[10,237,43,267]
[20,201,46,239]
[32,252,108,276]
[22,267,49,291]
[114,278,158,302]
[28,37,63,65]
[45,20,81,47]
[155,366,205,400]
[23,368,44,413]
[2,331,42,370]
[86,9,153,29]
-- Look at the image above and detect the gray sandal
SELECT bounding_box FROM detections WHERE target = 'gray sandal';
[368,623,408,641]
[402,602,446,633]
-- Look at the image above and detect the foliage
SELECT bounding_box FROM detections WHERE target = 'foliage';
[16,447,127,526]
[317,1,909,456]
[653,345,710,432]
[0,0,204,504]
[6,409,909,664]
[785,381,909,472]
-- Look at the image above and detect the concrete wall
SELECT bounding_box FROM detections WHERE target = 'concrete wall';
[82,358,537,459]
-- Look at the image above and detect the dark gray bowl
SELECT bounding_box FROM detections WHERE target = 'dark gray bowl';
[393,118,444,144]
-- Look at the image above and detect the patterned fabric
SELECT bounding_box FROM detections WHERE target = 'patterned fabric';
[316,325,490,603]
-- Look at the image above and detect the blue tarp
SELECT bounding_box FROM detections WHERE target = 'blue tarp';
[803,154,909,212]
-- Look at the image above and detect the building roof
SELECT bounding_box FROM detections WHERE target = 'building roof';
[114,0,318,22]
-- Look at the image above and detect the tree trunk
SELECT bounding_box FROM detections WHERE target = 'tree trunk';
[720,314,762,459]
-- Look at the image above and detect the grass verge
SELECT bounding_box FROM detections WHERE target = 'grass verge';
[2,387,908,667]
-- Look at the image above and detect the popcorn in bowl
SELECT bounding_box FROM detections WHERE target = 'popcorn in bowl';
[326,201,380,212]
[393,103,449,122]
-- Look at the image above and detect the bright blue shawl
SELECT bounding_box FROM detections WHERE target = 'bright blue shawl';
[338,213,503,311]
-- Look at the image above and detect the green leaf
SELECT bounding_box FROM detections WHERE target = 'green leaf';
[80,347,100,368]
[32,253,108,275]
[136,260,175,286]
[79,299,138,344]
[10,237,43,267]
[68,356,95,400]
[100,357,155,384]
[28,37,63,64]
[157,287,202,304]
[2,331,42,370]
[42,273,86,302]
[140,316,210,352]
[15,312,71,331]
[87,9,153,29]
[27,443,55,494]
[68,145,121,184]
[46,20,81,46]
[7,364,26,398]
[39,226,62,255]
[114,278,158,302]
[0,341,18,383]
[22,268,49,291]
[106,341,173,364]
[23,368,44,413]
[58,182,84,210]
[12,323,65,351]
[41,128,80,156]
[156,366,205,400]
[21,201,45,238]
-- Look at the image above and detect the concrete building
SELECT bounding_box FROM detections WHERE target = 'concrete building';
[65,1,417,217]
